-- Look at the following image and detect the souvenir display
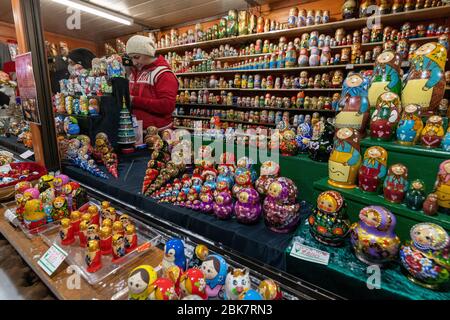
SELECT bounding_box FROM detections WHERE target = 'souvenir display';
[224,268,251,300]
[400,223,450,289]
[308,190,350,246]
[127,265,158,300]
[434,160,450,214]
[402,42,447,114]
[383,164,409,203]
[405,179,427,211]
[358,146,388,193]
[328,128,362,189]
[396,104,424,145]
[179,268,208,300]
[336,74,370,135]
[263,177,300,233]
[234,188,262,224]
[369,92,402,141]
[200,254,228,298]
[350,206,401,266]
[420,115,445,148]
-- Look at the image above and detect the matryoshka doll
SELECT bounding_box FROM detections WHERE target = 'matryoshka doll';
[279,129,298,156]
[370,92,402,141]
[23,199,46,233]
[149,278,178,300]
[112,233,126,261]
[234,188,262,224]
[350,206,401,266]
[335,73,370,135]
[70,210,81,236]
[400,223,450,289]
[85,240,102,273]
[213,191,234,220]
[402,42,447,114]
[328,127,362,189]
[100,200,111,219]
[162,238,187,274]
[125,224,138,253]
[255,161,280,196]
[296,122,312,153]
[263,177,300,233]
[112,220,124,236]
[309,191,350,246]
[188,244,209,269]
[57,218,75,247]
[405,179,427,211]
[99,225,112,255]
[383,164,409,203]
[396,104,424,145]
[119,214,131,229]
[200,254,228,298]
[179,268,207,300]
[87,204,100,225]
[79,220,89,247]
[51,196,69,221]
[434,160,450,214]
[358,146,388,193]
[104,206,117,222]
[258,279,283,300]
[420,115,445,148]
[86,223,99,242]
[127,265,158,300]
[423,193,439,216]
[224,268,251,300]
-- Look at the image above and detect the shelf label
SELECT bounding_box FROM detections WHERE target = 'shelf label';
[345,64,354,70]
[38,244,68,276]
[290,242,330,266]
[20,150,34,159]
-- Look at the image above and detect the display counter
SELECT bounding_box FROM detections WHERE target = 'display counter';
[0,136,34,160]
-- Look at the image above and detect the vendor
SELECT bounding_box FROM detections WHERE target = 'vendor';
[67,48,96,77]
[126,35,178,131]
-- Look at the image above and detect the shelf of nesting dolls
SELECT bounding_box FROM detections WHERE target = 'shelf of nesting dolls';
[39,200,163,286]
[178,87,343,92]
[156,6,450,54]
[175,103,338,113]
[313,177,450,241]
[284,221,450,299]
[175,63,375,76]
[174,114,277,127]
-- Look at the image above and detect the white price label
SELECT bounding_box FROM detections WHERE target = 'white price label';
[345,64,354,70]
[290,242,330,266]
[20,150,34,159]
[38,244,68,276]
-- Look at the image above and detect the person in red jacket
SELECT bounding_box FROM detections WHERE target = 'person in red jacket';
[126,35,178,130]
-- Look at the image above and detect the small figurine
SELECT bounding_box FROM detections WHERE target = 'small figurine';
[342,0,357,19]
[86,223,99,243]
[257,279,283,300]
[112,221,124,236]
[350,206,401,266]
[383,164,409,203]
[179,268,207,300]
[87,204,100,225]
[434,160,450,214]
[112,233,126,261]
[224,268,251,300]
[370,92,402,141]
[234,188,262,224]
[188,244,209,269]
[396,104,424,145]
[309,190,350,246]
[99,225,112,255]
[162,238,187,273]
[400,223,450,290]
[308,119,335,163]
[200,254,228,298]
[405,179,427,211]
[125,224,138,253]
[358,146,388,193]
[127,265,158,300]
[328,128,362,189]
[420,115,445,148]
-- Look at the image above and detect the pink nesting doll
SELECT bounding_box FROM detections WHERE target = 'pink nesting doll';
[234,188,262,224]
[213,192,234,220]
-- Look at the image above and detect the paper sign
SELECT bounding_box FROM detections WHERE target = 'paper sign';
[38,244,68,276]
[136,241,152,253]
[3,208,19,227]
[290,242,330,266]
[345,64,354,69]
[19,150,34,159]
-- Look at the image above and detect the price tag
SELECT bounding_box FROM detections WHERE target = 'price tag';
[38,244,68,276]
[345,64,354,70]
[290,242,330,266]
[20,150,34,159]
[3,208,19,227]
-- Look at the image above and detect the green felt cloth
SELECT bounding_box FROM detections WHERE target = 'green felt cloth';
[285,221,450,300]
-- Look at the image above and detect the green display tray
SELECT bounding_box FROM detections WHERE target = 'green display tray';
[314,177,450,240]
[285,221,450,300]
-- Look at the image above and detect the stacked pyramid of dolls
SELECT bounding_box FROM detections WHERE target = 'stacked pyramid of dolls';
[93,132,119,178]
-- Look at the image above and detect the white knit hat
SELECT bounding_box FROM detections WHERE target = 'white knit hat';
[126,35,156,57]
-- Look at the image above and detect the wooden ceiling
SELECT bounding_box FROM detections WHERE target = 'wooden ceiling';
[0,0,286,41]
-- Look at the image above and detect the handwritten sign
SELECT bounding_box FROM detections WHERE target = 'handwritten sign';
[290,242,330,266]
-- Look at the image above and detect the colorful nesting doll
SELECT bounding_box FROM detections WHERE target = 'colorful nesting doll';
[200,254,228,298]
[383,164,409,203]
[335,73,370,135]
[224,268,251,300]
[85,240,102,273]
[358,146,388,193]
[23,199,46,232]
[59,218,75,245]
[328,128,362,189]
[442,127,450,151]
[127,265,158,300]
[420,115,445,148]
[369,92,402,141]
[350,206,401,266]
[308,191,350,246]
[396,104,424,145]
[400,223,450,290]
[405,179,427,211]
[234,188,262,224]
[255,161,280,196]
[368,49,402,108]
[213,192,234,220]
[434,160,450,214]
[179,268,207,300]
[402,42,447,114]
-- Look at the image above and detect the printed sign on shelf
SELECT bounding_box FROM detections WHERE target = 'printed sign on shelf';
[38,244,68,276]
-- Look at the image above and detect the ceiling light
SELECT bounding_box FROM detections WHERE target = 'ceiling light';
[52,0,134,26]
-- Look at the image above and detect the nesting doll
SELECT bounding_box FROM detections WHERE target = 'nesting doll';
[213,192,234,220]
[420,115,445,148]
[308,119,335,163]
[335,73,370,135]
[200,254,228,298]
[51,196,69,221]
[125,224,138,253]
[127,265,158,300]
[234,188,262,224]
[70,210,81,236]
[383,163,409,203]
[328,128,362,189]
[255,161,280,196]
[99,225,112,255]
[59,218,75,245]
[224,268,251,300]
[358,146,388,193]
[402,42,447,114]
[370,92,402,141]
[405,179,427,211]
[112,233,126,261]
[434,160,450,214]
[258,279,282,300]
[179,268,207,300]
[148,278,178,300]
[350,206,400,266]
[442,127,450,151]
[368,50,402,108]
[396,104,424,145]
[85,240,102,273]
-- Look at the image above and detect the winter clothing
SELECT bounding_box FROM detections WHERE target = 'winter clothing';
[126,35,156,57]
[68,48,96,69]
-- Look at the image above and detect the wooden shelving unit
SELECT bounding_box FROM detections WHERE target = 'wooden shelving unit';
[175,103,337,112]
[179,87,342,92]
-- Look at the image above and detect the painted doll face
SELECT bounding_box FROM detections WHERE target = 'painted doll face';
[404,104,418,114]
[128,272,148,295]
[377,51,394,64]
[337,128,353,140]
[87,225,98,237]
[268,182,282,198]
[360,209,381,228]
[238,191,249,204]
[318,194,337,213]
[428,115,442,125]
[345,74,363,87]
[412,180,424,190]
[444,162,450,174]
[367,147,382,158]
[412,224,439,248]
[216,195,224,205]
[164,247,176,262]
[415,42,436,55]
[392,165,405,176]
[53,197,65,209]
[201,260,218,280]
[119,214,130,227]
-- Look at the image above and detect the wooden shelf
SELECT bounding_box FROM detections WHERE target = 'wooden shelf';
[0,203,163,300]
[174,114,276,126]
[175,104,337,113]
[175,63,374,76]
[157,6,450,54]
[179,87,342,92]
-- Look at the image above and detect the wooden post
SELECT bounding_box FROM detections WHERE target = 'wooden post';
[11,0,60,171]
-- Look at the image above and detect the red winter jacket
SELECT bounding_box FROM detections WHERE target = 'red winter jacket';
[129,56,178,130]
